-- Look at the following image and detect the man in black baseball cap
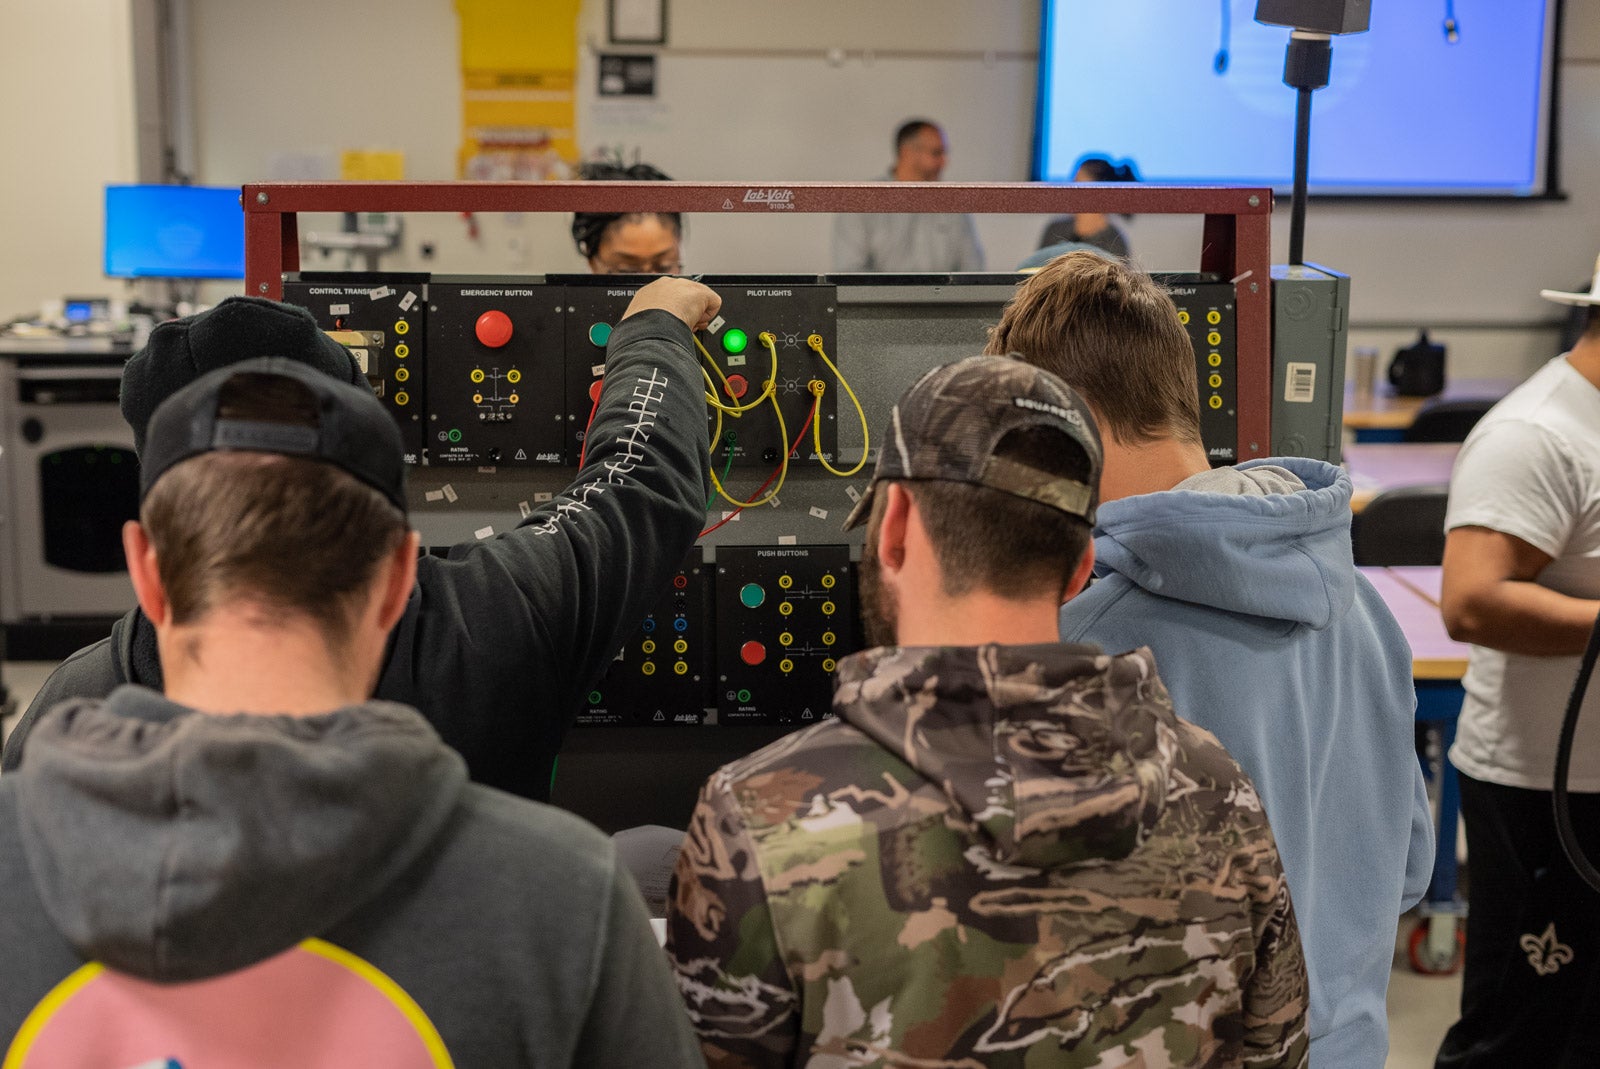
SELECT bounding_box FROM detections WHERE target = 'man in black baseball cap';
[0,355,706,1064]
[665,354,1309,1067]
[5,278,721,804]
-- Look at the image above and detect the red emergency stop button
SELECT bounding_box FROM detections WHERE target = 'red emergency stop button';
[740,640,766,666]
[475,310,513,348]
[589,379,604,403]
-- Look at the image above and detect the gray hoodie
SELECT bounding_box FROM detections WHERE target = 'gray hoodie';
[0,686,705,1066]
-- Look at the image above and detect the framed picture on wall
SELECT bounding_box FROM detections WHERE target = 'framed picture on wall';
[609,0,667,46]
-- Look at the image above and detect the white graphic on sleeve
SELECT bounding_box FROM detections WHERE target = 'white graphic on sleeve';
[528,367,669,535]
[1521,923,1575,976]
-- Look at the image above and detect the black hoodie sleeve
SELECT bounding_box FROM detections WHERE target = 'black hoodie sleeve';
[377,309,710,799]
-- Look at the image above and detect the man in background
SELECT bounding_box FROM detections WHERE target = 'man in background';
[0,358,703,1065]
[1433,268,1600,1067]
[667,355,1308,1067]
[831,119,985,272]
[988,250,1432,1068]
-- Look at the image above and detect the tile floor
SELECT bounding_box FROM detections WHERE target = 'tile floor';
[0,659,1464,1068]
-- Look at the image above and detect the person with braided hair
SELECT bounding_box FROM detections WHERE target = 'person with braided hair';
[570,160,684,275]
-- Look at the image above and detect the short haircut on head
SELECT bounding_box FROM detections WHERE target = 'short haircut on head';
[895,119,940,152]
[140,373,409,648]
[985,252,1202,447]
[897,426,1093,601]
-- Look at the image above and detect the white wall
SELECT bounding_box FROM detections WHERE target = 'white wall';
[7,0,1597,382]
[0,0,140,320]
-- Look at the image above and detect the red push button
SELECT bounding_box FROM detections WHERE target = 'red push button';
[588,379,604,403]
[475,310,513,348]
[725,374,749,399]
[740,640,766,666]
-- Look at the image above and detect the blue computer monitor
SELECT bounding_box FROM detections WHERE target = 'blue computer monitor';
[104,184,246,279]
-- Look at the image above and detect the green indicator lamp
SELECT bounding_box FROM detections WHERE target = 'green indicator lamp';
[722,328,749,355]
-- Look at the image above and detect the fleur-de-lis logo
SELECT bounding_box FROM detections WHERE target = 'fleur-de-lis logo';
[1520,923,1575,976]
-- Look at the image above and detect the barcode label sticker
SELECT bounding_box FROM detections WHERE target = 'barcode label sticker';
[424,489,445,502]
[368,286,393,301]
[518,501,533,518]
[399,291,418,311]
[721,511,740,523]
[534,492,554,503]
[809,506,828,520]
[777,535,798,546]
[1284,362,1317,403]
[845,485,861,503]
[474,526,495,540]
[726,354,746,367]
[442,484,458,503]
[329,303,350,316]
[707,315,726,334]
[591,364,605,377]
[477,466,496,474]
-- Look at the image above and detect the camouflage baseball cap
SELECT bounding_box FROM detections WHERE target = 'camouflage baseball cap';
[842,354,1102,530]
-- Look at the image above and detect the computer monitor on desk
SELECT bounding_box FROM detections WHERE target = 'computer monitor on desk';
[104,184,245,280]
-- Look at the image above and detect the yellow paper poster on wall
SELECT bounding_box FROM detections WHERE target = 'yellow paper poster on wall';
[456,0,581,180]
[340,151,406,181]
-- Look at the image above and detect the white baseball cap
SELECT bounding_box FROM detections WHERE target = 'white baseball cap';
[1540,254,1600,307]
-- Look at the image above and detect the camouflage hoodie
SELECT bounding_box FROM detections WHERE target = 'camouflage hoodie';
[667,642,1309,1068]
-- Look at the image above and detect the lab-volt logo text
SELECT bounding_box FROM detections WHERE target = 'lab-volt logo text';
[743,188,796,209]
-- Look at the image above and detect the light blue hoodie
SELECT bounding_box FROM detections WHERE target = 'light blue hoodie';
[1059,456,1434,1069]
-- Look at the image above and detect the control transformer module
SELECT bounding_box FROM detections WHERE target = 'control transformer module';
[281,277,427,463]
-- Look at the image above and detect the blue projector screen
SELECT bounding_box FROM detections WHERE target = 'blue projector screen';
[104,185,246,279]
[1035,2,1558,197]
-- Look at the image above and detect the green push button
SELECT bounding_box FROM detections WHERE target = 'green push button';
[739,582,766,609]
[588,690,602,705]
[722,328,748,355]
[588,322,612,347]
[447,428,462,443]
[737,689,752,703]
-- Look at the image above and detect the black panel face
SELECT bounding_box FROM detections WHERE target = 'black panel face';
[700,285,839,470]
[1163,279,1238,465]
[714,544,854,725]
[560,281,646,465]
[426,282,566,466]
[281,279,427,463]
[561,282,840,471]
[578,556,714,727]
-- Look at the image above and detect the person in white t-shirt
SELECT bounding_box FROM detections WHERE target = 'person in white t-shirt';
[1434,262,1600,1068]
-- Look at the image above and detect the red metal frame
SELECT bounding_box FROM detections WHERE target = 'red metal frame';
[242,180,1274,460]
